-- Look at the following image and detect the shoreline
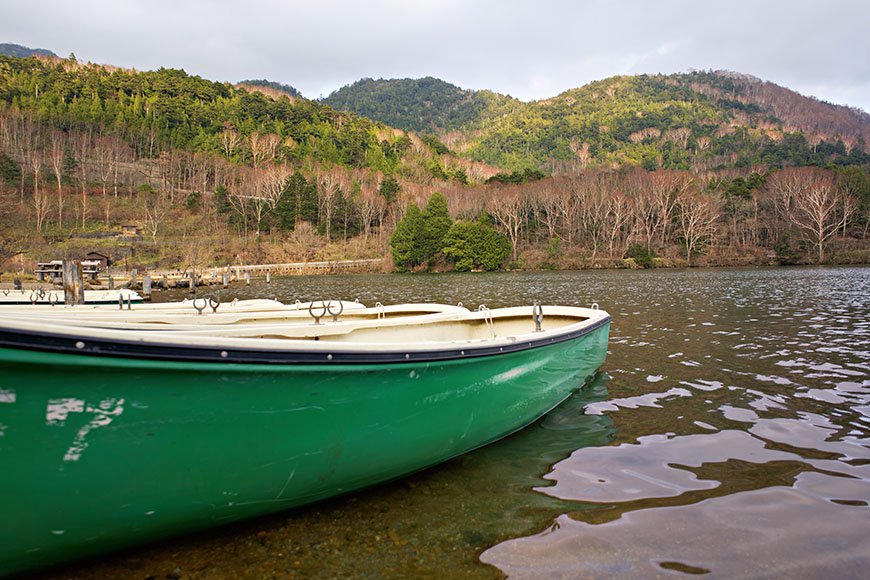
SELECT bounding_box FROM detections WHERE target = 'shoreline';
[2,257,869,291]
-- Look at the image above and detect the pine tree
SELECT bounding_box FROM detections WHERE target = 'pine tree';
[378,176,400,205]
[390,203,425,272]
[420,192,452,262]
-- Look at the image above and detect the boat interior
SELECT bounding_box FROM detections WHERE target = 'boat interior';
[0,302,605,349]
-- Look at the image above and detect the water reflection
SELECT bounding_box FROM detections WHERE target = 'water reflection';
[537,430,796,503]
[481,266,870,578]
[481,473,870,579]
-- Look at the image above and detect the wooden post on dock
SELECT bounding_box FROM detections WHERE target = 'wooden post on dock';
[131,269,138,288]
[245,272,251,285]
[108,276,114,289]
[143,275,152,298]
[222,273,229,288]
[266,271,271,284]
[62,260,85,306]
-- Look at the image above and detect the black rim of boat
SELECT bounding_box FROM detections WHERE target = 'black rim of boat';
[0,316,610,365]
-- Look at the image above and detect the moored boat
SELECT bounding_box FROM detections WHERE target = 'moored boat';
[0,299,465,330]
[0,302,610,576]
[0,287,143,305]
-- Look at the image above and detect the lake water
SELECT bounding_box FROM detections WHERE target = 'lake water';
[36,266,870,579]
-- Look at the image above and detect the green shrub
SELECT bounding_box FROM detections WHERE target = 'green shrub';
[626,243,655,268]
[442,215,511,271]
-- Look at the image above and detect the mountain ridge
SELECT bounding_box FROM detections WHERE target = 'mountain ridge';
[3,41,869,173]
[0,42,57,59]
[322,71,870,172]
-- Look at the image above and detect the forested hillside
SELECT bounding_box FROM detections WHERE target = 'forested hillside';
[0,55,403,171]
[324,71,870,173]
[322,77,520,134]
[0,51,868,277]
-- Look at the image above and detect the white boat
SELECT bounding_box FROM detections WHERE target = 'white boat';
[0,299,466,330]
[0,287,143,305]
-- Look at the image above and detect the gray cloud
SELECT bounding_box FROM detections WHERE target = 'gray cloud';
[3,0,869,111]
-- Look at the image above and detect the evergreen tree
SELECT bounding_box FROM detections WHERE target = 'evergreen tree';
[390,203,425,272]
[420,192,452,262]
[213,184,232,214]
[0,152,21,185]
[475,219,512,271]
[274,171,318,231]
[378,175,400,205]
[441,220,477,271]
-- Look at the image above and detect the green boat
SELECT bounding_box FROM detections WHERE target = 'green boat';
[0,303,610,576]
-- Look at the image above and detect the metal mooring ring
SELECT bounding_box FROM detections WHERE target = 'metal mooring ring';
[309,300,327,325]
[327,299,344,321]
[192,297,208,315]
[532,303,544,332]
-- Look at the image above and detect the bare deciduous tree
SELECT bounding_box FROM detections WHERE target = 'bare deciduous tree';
[143,192,169,243]
[25,133,45,230]
[318,169,346,241]
[629,171,660,252]
[284,221,321,262]
[603,191,633,259]
[488,185,527,262]
[75,129,92,229]
[676,190,720,263]
[249,132,281,169]
[229,165,290,239]
[765,168,854,263]
[32,180,51,232]
[220,127,241,160]
[48,129,67,230]
[357,184,386,243]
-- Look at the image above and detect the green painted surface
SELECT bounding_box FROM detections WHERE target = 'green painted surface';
[0,322,608,576]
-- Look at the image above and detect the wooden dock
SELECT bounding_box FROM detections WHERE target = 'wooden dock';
[99,258,387,294]
[218,258,385,277]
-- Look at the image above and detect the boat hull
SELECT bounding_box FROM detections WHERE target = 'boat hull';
[0,320,608,575]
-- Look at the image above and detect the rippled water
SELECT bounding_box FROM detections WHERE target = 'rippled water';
[37,266,870,579]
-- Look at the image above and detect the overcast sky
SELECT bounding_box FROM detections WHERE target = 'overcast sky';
[3,0,869,112]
